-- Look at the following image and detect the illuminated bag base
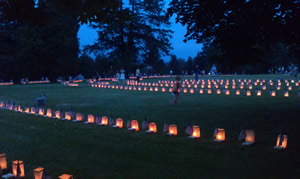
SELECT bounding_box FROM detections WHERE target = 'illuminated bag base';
[242,142,253,146]
[214,139,224,142]
[128,128,137,131]
[188,136,199,139]
[146,130,154,133]
[72,120,82,122]
[274,146,285,150]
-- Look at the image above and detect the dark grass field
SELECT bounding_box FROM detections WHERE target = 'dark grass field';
[0,75,299,178]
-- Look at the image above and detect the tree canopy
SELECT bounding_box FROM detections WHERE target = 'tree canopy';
[85,0,172,76]
[0,0,173,81]
[0,0,300,81]
[168,0,300,73]
[0,0,80,81]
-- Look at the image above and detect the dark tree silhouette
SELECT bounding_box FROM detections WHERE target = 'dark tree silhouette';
[85,0,172,75]
[168,0,300,73]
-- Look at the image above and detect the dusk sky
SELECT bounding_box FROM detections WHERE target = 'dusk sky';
[77,1,203,62]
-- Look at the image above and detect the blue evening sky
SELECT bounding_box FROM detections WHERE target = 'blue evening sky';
[77,0,203,62]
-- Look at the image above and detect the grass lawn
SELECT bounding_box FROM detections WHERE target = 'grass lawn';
[0,75,299,178]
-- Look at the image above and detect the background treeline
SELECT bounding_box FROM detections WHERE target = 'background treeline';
[168,0,300,74]
[0,0,299,81]
[0,0,80,81]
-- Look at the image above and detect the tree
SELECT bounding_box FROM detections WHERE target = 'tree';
[86,0,172,75]
[0,0,123,81]
[95,55,112,77]
[168,55,180,74]
[153,59,166,74]
[0,0,46,81]
[0,0,16,81]
[193,52,207,71]
[168,0,300,73]
[184,57,193,74]
[14,1,79,81]
[1,0,172,80]
[78,54,96,78]
[49,0,120,24]
[0,0,80,81]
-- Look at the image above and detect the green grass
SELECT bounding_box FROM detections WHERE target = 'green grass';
[0,75,299,178]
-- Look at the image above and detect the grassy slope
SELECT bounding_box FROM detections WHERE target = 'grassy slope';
[0,75,299,178]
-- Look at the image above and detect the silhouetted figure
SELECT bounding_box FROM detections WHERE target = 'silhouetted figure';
[171,76,181,104]
[136,68,141,82]
[195,65,200,81]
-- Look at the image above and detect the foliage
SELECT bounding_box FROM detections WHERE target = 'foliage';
[0,0,80,81]
[168,0,300,73]
[78,54,96,78]
[85,0,172,75]
[94,55,112,77]
[1,0,300,80]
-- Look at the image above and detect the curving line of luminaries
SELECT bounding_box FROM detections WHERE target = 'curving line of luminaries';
[20,80,50,85]
[0,101,288,149]
[61,81,79,87]
[89,78,300,88]
[0,82,14,86]
[89,78,300,97]
[0,81,50,86]
[0,100,289,178]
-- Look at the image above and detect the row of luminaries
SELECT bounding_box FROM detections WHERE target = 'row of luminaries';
[91,84,293,97]
[61,81,79,87]
[0,102,288,150]
[0,154,72,179]
[126,80,298,91]
[93,81,297,91]
[90,77,300,85]
[90,78,300,89]
[128,78,300,87]
[0,82,14,86]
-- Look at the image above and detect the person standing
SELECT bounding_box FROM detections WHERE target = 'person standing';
[116,70,120,82]
[195,65,200,81]
[120,68,125,83]
[171,76,181,104]
[136,68,141,82]
[211,64,217,75]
